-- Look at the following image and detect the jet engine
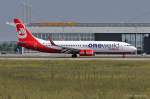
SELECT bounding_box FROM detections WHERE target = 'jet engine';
[79,49,94,56]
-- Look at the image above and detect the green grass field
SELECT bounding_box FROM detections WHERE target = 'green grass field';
[0,60,149,99]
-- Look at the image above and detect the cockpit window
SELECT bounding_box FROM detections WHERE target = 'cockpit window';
[125,44,132,46]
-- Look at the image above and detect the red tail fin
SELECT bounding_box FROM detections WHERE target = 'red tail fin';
[14,18,36,42]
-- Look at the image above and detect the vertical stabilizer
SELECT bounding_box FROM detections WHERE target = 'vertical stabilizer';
[14,18,36,42]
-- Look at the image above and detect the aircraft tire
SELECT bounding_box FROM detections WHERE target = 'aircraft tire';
[72,54,77,58]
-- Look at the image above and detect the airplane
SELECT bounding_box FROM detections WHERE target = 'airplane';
[13,18,137,58]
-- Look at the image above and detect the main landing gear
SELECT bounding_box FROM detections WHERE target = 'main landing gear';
[72,54,77,58]
[122,53,126,58]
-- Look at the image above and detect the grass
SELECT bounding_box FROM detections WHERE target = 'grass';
[0,60,149,99]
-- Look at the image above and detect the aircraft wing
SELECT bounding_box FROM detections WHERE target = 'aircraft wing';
[48,37,80,54]
[60,46,79,54]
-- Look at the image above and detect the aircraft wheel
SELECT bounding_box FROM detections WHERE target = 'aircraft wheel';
[72,54,77,58]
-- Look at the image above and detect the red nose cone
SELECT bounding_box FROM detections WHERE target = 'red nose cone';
[14,18,22,24]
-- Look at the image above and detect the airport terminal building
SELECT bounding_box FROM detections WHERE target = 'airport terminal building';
[26,22,150,54]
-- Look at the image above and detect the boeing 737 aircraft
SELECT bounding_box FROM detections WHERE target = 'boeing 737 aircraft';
[13,18,137,57]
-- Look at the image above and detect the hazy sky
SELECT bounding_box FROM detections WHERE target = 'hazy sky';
[1,0,150,41]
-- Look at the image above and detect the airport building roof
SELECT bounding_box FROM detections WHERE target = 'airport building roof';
[27,22,150,27]
[26,22,150,33]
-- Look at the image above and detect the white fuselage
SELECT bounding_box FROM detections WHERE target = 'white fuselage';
[37,38,137,53]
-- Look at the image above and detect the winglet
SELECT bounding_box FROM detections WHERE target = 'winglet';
[48,36,56,46]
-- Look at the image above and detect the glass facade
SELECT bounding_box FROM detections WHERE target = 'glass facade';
[32,33,95,41]
[122,33,144,53]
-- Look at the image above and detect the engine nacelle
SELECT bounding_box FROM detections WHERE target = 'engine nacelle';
[79,49,94,56]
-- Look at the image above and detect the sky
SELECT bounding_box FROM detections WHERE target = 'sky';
[1,0,150,41]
